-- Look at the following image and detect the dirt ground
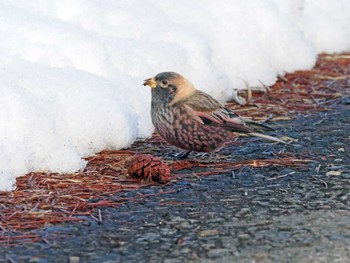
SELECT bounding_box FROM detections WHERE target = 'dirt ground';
[0,54,349,262]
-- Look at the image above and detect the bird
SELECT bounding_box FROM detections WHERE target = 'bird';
[143,72,285,154]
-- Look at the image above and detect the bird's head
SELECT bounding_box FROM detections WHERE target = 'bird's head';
[143,72,196,106]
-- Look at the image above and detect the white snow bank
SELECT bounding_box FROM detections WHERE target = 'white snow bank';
[0,0,349,190]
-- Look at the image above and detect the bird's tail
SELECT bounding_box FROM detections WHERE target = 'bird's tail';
[240,117,275,132]
[247,132,288,144]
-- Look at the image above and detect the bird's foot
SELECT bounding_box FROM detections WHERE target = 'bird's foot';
[173,150,192,160]
[191,152,220,163]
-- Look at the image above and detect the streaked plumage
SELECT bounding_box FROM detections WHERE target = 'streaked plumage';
[143,72,284,153]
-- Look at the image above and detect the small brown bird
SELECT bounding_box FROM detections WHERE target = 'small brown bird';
[143,72,284,153]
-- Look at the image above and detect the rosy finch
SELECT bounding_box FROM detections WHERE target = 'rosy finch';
[143,72,285,153]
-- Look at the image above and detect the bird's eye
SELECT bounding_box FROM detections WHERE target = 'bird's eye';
[162,80,168,85]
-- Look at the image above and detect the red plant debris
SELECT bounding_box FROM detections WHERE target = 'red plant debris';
[227,53,350,121]
[0,53,349,245]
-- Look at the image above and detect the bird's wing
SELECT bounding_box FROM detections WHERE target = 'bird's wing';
[194,107,255,133]
[183,90,274,134]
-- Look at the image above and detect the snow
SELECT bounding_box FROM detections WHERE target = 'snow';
[0,0,349,191]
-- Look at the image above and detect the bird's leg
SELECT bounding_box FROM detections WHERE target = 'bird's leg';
[206,152,220,163]
[193,151,228,163]
[174,150,192,160]
[189,152,215,163]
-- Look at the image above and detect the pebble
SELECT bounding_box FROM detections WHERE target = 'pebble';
[135,232,160,243]
[69,256,80,263]
[198,229,219,237]
[163,259,184,263]
[207,248,231,258]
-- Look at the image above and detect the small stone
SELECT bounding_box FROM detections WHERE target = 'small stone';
[221,237,237,248]
[188,219,200,224]
[161,228,176,235]
[338,148,345,152]
[144,222,156,227]
[237,233,250,240]
[207,248,231,258]
[69,256,80,263]
[206,218,224,224]
[251,200,270,207]
[136,232,159,243]
[198,229,219,237]
[326,170,342,176]
[236,207,250,217]
[164,259,183,263]
[201,243,217,249]
[340,195,349,201]
[180,247,192,254]
[180,221,191,228]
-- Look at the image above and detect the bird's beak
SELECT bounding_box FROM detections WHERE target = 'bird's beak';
[143,77,157,88]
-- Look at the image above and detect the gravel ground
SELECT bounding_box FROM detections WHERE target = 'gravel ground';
[1,99,349,263]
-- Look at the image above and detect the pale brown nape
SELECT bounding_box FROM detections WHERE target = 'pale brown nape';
[168,74,196,106]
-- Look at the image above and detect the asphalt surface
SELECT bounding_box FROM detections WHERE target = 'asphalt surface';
[0,99,349,263]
